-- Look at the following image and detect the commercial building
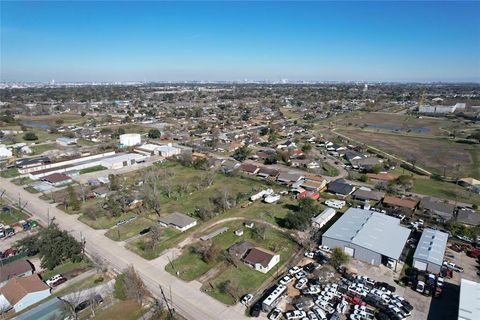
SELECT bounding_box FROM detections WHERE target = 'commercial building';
[322,208,410,268]
[100,153,146,170]
[413,228,448,274]
[0,146,13,159]
[119,133,141,146]
[458,279,480,320]
[159,212,197,232]
[41,173,73,187]
[134,143,181,158]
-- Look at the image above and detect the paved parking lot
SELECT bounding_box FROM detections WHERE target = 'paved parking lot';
[0,227,38,252]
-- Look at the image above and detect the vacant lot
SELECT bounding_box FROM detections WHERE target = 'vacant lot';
[0,204,29,225]
[104,216,156,241]
[336,113,468,137]
[412,177,480,206]
[338,129,479,179]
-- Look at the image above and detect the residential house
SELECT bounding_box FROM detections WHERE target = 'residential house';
[227,241,254,259]
[327,179,355,197]
[159,212,197,232]
[0,260,33,288]
[456,208,480,226]
[344,150,364,162]
[382,196,418,211]
[300,180,326,192]
[220,159,240,174]
[56,137,78,146]
[291,159,320,169]
[92,186,109,198]
[0,274,50,313]
[350,157,382,170]
[277,172,304,185]
[243,247,280,274]
[352,188,385,202]
[419,197,455,222]
[257,167,280,179]
[238,163,260,175]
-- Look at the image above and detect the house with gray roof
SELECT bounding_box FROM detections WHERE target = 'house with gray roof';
[322,208,410,269]
[413,228,448,274]
[159,212,197,232]
[456,208,480,226]
[419,197,455,222]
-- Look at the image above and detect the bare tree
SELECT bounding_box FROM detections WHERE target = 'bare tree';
[124,265,149,305]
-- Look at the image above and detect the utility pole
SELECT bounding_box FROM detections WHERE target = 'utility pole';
[159,285,174,319]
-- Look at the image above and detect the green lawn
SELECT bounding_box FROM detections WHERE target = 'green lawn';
[79,211,140,230]
[31,143,56,155]
[104,217,156,241]
[0,167,19,178]
[40,260,92,280]
[412,177,480,206]
[24,186,40,194]
[79,165,107,175]
[165,250,214,281]
[128,227,182,259]
[91,300,147,320]
[0,206,29,225]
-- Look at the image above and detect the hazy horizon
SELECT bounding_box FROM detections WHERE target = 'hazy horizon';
[1,1,479,83]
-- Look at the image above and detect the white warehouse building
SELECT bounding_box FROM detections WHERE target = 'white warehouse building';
[100,153,146,170]
[119,133,141,147]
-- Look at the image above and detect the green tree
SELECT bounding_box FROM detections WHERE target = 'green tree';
[113,273,127,300]
[148,129,161,139]
[23,132,38,141]
[330,247,350,268]
[301,143,312,154]
[232,145,251,162]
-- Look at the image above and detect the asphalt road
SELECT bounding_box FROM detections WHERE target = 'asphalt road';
[0,177,248,320]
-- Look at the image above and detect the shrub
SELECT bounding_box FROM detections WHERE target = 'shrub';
[113,273,126,300]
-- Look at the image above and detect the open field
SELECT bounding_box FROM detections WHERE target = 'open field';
[335,112,472,137]
[337,129,480,178]
[104,216,156,241]
[127,227,181,259]
[92,300,147,320]
[0,205,29,225]
[411,177,480,206]
[31,143,57,155]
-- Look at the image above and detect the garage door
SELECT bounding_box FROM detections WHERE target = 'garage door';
[344,247,354,257]
[413,260,427,271]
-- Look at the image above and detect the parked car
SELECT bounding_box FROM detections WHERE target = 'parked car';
[285,310,307,320]
[295,277,308,290]
[241,293,253,305]
[250,303,262,317]
[318,245,332,254]
[268,307,283,320]
[289,266,302,275]
[75,295,103,313]
[280,275,294,285]
[46,274,65,287]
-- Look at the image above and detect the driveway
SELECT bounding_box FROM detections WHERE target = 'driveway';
[0,177,248,320]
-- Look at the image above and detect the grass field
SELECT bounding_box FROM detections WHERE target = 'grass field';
[104,217,156,241]
[40,260,91,280]
[0,206,29,225]
[411,177,480,206]
[338,129,479,179]
[335,113,468,137]
[31,143,56,155]
[93,300,147,320]
[0,168,19,178]
[128,227,181,259]
[79,165,107,175]
[78,210,139,229]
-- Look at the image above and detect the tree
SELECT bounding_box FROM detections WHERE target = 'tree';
[55,118,64,125]
[142,171,163,216]
[113,273,127,300]
[15,224,82,270]
[67,185,81,211]
[109,174,120,191]
[232,145,251,162]
[252,224,268,241]
[148,129,161,139]
[203,242,221,263]
[209,189,235,213]
[301,143,312,154]
[23,132,38,141]
[123,266,149,304]
[330,247,350,268]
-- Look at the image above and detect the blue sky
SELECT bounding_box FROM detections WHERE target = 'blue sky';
[1,1,479,82]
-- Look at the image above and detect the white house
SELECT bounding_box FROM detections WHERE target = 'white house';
[56,137,78,146]
[243,247,280,273]
[0,275,50,313]
[159,212,197,232]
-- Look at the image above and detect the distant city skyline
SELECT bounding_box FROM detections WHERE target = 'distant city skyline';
[1,1,479,83]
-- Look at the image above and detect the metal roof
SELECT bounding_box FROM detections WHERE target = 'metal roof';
[322,208,410,260]
[459,279,480,320]
[413,228,448,266]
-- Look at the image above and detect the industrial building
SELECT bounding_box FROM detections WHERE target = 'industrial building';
[458,279,480,320]
[134,143,182,158]
[413,228,448,274]
[100,153,146,170]
[322,208,410,268]
[119,133,141,146]
[56,137,78,146]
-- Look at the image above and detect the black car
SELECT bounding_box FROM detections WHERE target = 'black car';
[375,281,396,293]
[250,302,261,317]
[139,227,151,235]
[303,263,316,273]
[74,295,103,313]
